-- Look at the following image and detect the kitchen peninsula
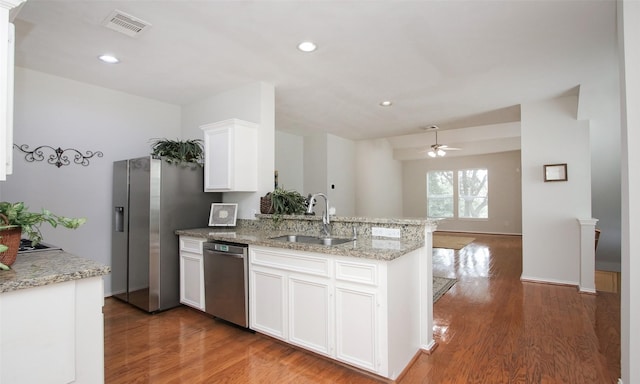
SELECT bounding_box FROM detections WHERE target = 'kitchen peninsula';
[0,249,110,383]
[177,215,437,381]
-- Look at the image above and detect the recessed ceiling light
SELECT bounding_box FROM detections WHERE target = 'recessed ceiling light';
[98,54,119,64]
[379,100,393,107]
[297,41,317,53]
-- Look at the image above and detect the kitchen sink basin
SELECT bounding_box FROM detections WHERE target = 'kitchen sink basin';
[270,234,354,246]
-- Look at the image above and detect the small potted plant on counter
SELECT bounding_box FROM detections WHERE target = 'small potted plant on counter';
[269,187,308,216]
[0,202,86,270]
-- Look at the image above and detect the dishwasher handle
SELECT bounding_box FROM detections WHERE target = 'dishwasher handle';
[205,250,245,259]
[203,242,248,256]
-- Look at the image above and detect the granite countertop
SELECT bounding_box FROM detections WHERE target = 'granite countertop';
[176,227,426,261]
[0,250,111,294]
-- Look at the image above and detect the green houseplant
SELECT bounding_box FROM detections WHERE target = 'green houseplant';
[150,138,204,165]
[269,187,308,216]
[0,202,86,269]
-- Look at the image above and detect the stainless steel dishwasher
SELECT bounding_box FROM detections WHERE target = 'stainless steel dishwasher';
[203,241,249,328]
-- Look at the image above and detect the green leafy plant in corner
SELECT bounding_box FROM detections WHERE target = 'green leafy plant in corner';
[150,138,204,165]
[0,201,86,247]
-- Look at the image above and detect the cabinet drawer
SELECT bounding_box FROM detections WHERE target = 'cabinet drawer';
[180,237,204,254]
[335,260,378,286]
[251,247,330,277]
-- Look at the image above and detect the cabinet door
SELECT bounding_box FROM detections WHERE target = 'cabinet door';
[335,284,379,372]
[203,127,231,191]
[1,281,76,383]
[288,275,332,356]
[250,266,287,339]
[180,252,205,311]
[201,119,258,192]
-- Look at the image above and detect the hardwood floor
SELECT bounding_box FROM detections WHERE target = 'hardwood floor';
[104,234,620,383]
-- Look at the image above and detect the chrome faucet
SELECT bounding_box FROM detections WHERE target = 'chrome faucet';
[306,193,331,237]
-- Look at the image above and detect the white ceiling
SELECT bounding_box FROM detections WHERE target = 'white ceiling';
[12,0,618,149]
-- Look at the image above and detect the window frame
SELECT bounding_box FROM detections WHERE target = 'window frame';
[426,168,489,220]
[426,170,454,219]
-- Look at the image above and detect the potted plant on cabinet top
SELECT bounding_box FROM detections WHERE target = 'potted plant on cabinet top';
[0,202,86,270]
[150,138,204,165]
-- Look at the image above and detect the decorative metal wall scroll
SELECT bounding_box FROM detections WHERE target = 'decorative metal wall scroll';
[13,144,104,168]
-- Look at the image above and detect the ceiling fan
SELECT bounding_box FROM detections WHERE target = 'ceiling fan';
[423,128,461,157]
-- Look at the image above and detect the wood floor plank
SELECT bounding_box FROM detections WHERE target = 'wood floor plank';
[104,233,620,383]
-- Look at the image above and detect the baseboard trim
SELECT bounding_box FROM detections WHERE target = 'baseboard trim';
[520,275,578,288]
[434,230,522,236]
[578,287,597,295]
[421,340,439,355]
[395,350,424,383]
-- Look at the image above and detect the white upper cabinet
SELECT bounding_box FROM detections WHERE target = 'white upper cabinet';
[1,0,25,181]
[200,119,258,192]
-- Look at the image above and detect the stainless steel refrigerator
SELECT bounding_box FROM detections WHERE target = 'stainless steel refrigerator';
[111,156,219,312]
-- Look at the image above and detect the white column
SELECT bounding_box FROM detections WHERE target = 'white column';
[619,2,640,383]
[577,218,598,293]
[420,221,438,352]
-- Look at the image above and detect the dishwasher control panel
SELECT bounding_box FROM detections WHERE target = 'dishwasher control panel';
[215,243,230,252]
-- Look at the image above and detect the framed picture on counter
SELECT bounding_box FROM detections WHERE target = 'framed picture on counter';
[208,203,238,226]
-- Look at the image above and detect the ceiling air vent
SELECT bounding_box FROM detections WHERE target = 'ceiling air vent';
[102,10,151,38]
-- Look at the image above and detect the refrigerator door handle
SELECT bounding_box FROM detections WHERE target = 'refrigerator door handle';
[114,206,124,232]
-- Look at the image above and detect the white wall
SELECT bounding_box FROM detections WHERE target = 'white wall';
[619,1,640,383]
[355,138,403,218]
[303,133,328,215]
[275,131,303,192]
[521,95,591,285]
[2,67,182,295]
[181,82,275,219]
[302,133,356,217]
[327,134,355,216]
[403,150,522,233]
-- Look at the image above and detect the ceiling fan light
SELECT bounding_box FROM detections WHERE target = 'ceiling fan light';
[297,41,317,52]
[437,149,446,156]
[98,54,119,64]
[428,151,437,158]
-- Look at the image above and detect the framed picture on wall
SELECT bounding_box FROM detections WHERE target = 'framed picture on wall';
[544,163,568,182]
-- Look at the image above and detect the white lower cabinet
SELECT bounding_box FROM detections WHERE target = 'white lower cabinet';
[0,277,105,384]
[289,274,332,356]
[179,236,206,311]
[249,246,384,375]
[335,284,378,371]
[250,266,287,339]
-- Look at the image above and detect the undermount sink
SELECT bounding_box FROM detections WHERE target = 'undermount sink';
[270,234,354,246]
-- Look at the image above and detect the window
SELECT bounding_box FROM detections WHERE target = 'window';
[427,168,488,219]
[458,169,488,218]
[427,171,453,218]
